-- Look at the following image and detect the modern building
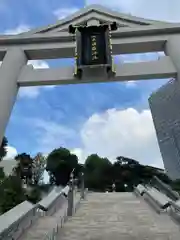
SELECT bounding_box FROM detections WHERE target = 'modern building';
[149,78,180,180]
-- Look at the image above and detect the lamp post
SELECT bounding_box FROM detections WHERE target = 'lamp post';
[81,172,85,199]
[112,183,116,192]
[67,169,75,217]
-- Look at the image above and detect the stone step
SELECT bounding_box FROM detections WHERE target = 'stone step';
[19,192,81,240]
[57,192,180,240]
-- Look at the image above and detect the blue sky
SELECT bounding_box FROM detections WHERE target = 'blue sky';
[1,0,179,169]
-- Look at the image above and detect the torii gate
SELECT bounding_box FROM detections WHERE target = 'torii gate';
[0,4,179,145]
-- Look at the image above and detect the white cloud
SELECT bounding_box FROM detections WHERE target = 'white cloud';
[34,108,164,169]
[79,108,164,168]
[85,0,180,22]
[81,108,164,167]
[125,81,136,88]
[19,87,41,98]
[4,24,30,35]
[71,148,85,163]
[53,7,79,20]
[19,60,55,98]
[33,118,77,154]
[43,170,50,184]
[3,145,18,160]
[28,60,49,69]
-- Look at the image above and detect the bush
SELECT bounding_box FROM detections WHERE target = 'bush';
[26,187,42,204]
[0,176,26,213]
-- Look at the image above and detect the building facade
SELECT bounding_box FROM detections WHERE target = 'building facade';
[149,78,180,180]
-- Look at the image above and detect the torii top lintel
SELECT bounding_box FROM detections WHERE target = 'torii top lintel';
[19,4,177,35]
[20,4,173,35]
[0,4,180,61]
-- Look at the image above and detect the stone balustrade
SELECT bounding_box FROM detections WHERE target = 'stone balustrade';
[37,186,68,216]
[0,201,38,240]
[134,184,147,196]
[135,184,174,214]
[0,186,69,239]
[168,199,180,223]
[0,181,86,240]
[144,187,171,210]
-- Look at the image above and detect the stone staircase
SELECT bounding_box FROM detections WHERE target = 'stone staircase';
[19,192,80,240]
[19,207,66,239]
[57,192,180,240]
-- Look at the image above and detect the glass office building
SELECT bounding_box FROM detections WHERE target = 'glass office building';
[149,78,180,180]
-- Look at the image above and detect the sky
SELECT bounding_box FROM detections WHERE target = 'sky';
[1,0,180,173]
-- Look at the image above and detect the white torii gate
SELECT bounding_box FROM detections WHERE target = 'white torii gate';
[0,4,179,144]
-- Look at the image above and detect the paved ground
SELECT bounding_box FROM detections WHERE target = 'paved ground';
[58,192,180,240]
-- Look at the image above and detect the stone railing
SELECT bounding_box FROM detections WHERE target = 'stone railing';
[37,186,68,216]
[0,201,39,240]
[44,187,88,240]
[135,184,172,211]
[168,199,180,223]
[43,173,87,240]
[0,171,87,240]
[151,176,179,201]
[135,184,180,223]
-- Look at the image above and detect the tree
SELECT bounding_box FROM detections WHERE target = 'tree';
[116,156,139,166]
[26,187,41,204]
[0,167,5,181]
[32,153,46,185]
[49,173,56,185]
[15,153,33,184]
[0,137,8,161]
[85,154,112,191]
[0,175,26,213]
[46,147,78,186]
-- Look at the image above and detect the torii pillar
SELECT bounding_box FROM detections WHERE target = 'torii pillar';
[0,49,27,144]
[165,36,180,79]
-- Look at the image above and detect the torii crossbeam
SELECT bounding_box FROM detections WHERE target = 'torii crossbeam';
[0,4,179,144]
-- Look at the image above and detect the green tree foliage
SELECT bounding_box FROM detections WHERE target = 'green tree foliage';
[32,153,46,185]
[15,153,33,183]
[46,149,170,192]
[46,147,78,186]
[116,156,139,166]
[0,167,5,181]
[49,173,56,185]
[26,187,42,204]
[0,175,26,213]
[38,183,53,194]
[85,154,112,191]
[0,137,8,161]
[84,155,170,192]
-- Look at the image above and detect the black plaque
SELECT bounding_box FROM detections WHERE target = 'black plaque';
[80,26,107,66]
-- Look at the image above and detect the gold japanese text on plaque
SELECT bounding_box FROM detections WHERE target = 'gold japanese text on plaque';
[91,35,98,61]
